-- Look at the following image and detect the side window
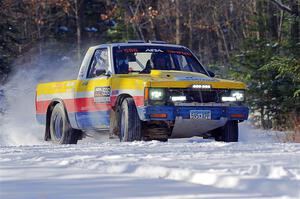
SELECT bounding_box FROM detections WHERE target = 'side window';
[87,48,108,78]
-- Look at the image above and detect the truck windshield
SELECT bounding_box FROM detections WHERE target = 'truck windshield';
[112,46,208,75]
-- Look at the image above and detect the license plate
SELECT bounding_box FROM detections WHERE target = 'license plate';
[190,110,211,120]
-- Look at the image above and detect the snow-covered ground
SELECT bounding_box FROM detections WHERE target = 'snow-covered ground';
[1,124,300,199]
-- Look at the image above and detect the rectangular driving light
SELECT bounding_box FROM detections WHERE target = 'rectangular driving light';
[171,96,186,102]
[222,90,245,102]
[192,84,211,89]
[221,96,237,102]
[231,90,245,101]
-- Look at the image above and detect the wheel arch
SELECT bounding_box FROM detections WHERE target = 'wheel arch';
[113,94,134,110]
[117,96,142,142]
[44,99,69,141]
[113,93,142,119]
[109,93,140,137]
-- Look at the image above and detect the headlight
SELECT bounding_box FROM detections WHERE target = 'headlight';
[149,88,165,100]
[222,90,245,102]
[232,90,244,101]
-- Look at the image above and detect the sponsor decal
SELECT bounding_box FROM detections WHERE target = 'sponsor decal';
[145,49,164,53]
[94,87,111,103]
[123,48,138,53]
[166,50,192,56]
[175,76,219,82]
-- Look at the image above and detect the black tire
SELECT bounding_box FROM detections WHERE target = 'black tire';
[214,121,239,142]
[118,98,142,142]
[157,138,168,142]
[50,103,81,144]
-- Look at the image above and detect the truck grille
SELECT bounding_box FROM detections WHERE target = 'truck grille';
[168,88,230,103]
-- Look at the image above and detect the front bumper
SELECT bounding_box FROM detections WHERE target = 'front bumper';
[138,105,249,138]
[137,105,249,121]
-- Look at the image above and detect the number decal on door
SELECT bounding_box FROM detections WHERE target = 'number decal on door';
[94,87,111,103]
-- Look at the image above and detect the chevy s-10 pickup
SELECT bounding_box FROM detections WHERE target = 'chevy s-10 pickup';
[35,41,249,144]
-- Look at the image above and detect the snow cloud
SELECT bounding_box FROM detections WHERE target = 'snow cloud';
[0,45,80,146]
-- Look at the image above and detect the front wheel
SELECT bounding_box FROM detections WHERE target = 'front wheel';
[214,121,238,142]
[118,98,142,142]
[50,103,81,144]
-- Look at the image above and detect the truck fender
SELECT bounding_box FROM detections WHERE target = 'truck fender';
[110,94,141,136]
[44,99,75,141]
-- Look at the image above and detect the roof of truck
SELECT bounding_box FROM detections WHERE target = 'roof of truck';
[90,41,187,49]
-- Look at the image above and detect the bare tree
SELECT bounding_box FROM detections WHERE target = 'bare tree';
[271,0,299,43]
[175,0,181,44]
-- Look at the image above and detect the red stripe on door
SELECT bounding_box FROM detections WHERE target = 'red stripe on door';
[36,98,111,114]
[36,96,144,114]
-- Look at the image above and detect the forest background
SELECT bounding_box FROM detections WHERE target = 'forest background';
[0,0,299,135]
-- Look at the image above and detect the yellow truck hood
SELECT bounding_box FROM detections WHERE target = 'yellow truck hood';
[113,70,246,90]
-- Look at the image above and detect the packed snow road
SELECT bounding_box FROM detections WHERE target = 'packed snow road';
[0,124,300,199]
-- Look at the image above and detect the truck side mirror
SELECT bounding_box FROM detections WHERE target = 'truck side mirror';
[105,71,112,77]
[95,69,106,76]
[207,70,215,78]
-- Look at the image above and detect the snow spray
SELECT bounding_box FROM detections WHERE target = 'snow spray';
[0,45,80,146]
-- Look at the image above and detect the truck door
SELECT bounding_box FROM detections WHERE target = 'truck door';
[75,48,112,130]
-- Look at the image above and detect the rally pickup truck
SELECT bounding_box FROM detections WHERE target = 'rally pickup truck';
[35,41,249,144]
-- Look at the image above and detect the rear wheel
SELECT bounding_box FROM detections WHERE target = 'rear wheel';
[213,121,238,142]
[50,103,81,144]
[118,98,142,142]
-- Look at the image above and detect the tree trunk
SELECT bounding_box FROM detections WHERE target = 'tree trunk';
[125,2,145,41]
[188,0,193,49]
[268,1,279,39]
[149,0,161,40]
[175,0,181,44]
[75,0,81,61]
[278,10,284,42]
[290,0,299,44]
[218,26,230,62]
[35,3,42,56]
[257,0,266,39]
